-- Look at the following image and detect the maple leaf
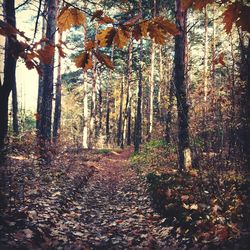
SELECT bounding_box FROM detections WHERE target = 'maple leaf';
[114,28,130,48]
[57,7,86,32]
[91,10,104,21]
[74,52,93,70]
[36,44,55,64]
[94,51,114,69]
[96,27,116,47]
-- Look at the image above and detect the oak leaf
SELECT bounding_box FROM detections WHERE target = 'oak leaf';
[98,15,114,25]
[124,13,142,26]
[85,40,96,51]
[132,20,149,40]
[74,52,92,70]
[91,10,104,21]
[57,7,86,32]
[114,28,130,48]
[36,44,55,64]
[96,27,116,47]
[95,51,114,69]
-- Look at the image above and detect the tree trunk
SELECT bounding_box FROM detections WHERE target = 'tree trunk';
[82,74,89,148]
[148,0,156,140]
[36,1,46,133]
[12,79,18,135]
[117,75,124,147]
[40,0,57,142]
[174,0,192,171]
[105,80,110,144]
[0,0,17,152]
[134,39,143,153]
[126,40,133,146]
[89,58,97,148]
[53,31,62,142]
[244,38,250,167]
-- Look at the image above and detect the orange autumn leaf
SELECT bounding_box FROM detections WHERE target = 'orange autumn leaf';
[57,7,86,32]
[114,28,130,48]
[193,0,214,10]
[36,44,55,64]
[74,52,93,70]
[132,20,149,40]
[148,24,166,44]
[95,51,114,69]
[181,0,214,10]
[85,40,96,51]
[153,17,179,36]
[96,27,116,47]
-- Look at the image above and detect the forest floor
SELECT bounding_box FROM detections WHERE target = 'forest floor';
[0,135,250,249]
[0,136,176,249]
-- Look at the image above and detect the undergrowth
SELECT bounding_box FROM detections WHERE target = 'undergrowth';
[130,139,250,249]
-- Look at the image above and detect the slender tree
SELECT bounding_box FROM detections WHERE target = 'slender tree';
[53,31,62,142]
[0,0,17,153]
[39,0,57,142]
[174,0,192,171]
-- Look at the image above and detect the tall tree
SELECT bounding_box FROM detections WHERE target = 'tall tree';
[0,0,17,153]
[148,0,156,140]
[53,31,62,142]
[174,0,192,171]
[39,0,57,142]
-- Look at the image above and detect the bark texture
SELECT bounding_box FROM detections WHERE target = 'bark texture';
[174,0,192,171]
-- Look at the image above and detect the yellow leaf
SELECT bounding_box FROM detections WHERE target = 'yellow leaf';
[190,204,199,210]
[74,52,92,70]
[57,7,86,32]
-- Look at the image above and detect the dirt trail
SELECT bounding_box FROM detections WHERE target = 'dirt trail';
[65,147,175,249]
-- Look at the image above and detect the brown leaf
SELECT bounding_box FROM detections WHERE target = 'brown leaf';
[95,51,114,69]
[74,52,93,70]
[85,40,96,51]
[96,27,116,47]
[91,10,104,21]
[98,15,114,25]
[36,44,55,64]
[124,13,142,26]
[57,7,86,32]
[114,28,130,48]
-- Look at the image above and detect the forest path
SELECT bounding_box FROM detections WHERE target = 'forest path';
[69,146,174,249]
